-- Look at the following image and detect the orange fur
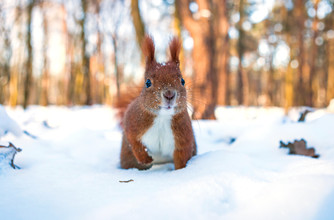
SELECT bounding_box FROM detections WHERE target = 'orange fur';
[142,35,155,67]
[169,37,181,65]
[120,35,196,170]
[114,86,141,128]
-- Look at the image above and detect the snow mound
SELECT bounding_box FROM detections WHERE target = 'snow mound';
[327,99,334,112]
[0,105,22,137]
[0,106,333,220]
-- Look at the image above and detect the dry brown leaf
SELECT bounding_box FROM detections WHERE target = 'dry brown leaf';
[280,139,319,158]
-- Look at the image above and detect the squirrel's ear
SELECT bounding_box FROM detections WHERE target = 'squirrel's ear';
[169,37,181,65]
[142,35,155,65]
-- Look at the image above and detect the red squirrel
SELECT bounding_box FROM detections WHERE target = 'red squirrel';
[120,35,197,170]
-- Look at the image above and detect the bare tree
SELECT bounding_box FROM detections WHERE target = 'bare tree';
[62,1,76,105]
[294,0,307,106]
[173,1,185,71]
[0,3,12,104]
[40,2,49,106]
[102,1,126,101]
[111,35,121,100]
[79,0,92,105]
[89,0,105,104]
[213,0,229,106]
[23,0,35,109]
[130,0,145,60]
[326,5,334,104]
[176,0,229,119]
[236,0,249,106]
[307,0,320,106]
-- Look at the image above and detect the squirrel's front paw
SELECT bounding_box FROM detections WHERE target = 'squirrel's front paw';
[137,154,153,165]
[136,148,153,165]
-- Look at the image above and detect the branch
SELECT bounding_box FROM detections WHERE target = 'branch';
[175,0,199,32]
[0,142,22,169]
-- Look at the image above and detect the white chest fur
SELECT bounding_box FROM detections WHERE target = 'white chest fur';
[140,111,175,164]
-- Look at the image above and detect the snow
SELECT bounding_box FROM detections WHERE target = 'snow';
[328,99,334,112]
[0,105,334,220]
[0,105,22,137]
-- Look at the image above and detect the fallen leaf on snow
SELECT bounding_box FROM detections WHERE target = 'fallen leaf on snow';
[280,139,319,158]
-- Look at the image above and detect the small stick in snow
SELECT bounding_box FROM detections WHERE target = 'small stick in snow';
[298,109,313,122]
[23,130,38,139]
[43,120,57,129]
[119,179,134,183]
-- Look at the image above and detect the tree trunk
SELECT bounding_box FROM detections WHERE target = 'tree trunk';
[92,1,104,104]
[9,3,23,107]
[307,0,320,107]
[173,3,185,71]
[213,0,229,106]
[225,61,232,105]
[97,7,105,104]
[23,0,35,109]
[67,35,75,105]
[236,0,249,106]
[111,35,121,100]
[266,53,275,106]
[176,0,214,119]
[0,4,12,105]
[40,7,49,106]
[59,3,69,105]
[327,16,334,103]
[295,0,306,106]
[130,0,145,60]
[60,3,74,105]
[283,5,295,111]
[80,0,92,105]
[176,0,228,119]
[285,62,294,113]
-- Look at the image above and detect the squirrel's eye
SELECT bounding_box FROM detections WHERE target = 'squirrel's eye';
[146,79,152,88]
[181,78,185,86]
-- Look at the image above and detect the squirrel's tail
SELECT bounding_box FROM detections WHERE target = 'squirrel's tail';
[114,85,142,128]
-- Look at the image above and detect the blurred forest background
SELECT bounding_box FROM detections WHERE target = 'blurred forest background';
[0,0,333,119]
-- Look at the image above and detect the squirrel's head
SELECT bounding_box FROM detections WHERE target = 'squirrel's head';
[140,35,187,116]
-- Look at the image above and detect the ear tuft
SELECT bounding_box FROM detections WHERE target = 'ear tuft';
[169,37,181,65]
[142,35,155,64]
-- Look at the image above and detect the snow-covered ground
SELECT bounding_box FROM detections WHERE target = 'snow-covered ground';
[0,105,334,220]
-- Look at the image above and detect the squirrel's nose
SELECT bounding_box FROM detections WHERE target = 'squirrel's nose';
[163,90,176,101]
